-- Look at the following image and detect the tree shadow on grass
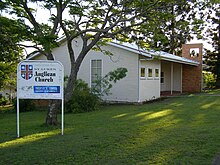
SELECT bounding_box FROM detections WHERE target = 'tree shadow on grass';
[99,96,220,164]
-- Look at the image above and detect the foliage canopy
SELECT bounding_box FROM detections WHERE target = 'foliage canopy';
[0,16,26,90]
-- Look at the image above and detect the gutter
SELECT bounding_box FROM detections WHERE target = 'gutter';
[160,57,199,66]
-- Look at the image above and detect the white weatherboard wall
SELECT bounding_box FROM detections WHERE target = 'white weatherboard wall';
[78,44,139,102]
[139,60,160,102]
[31,38,139,102]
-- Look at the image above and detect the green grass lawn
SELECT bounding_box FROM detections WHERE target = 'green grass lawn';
[1,95,220,164]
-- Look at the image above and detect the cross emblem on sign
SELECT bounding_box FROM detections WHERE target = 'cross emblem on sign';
[21,65,33,80]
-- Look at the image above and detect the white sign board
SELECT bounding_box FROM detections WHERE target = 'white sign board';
[17,60,64,99]
[17,60,64,138]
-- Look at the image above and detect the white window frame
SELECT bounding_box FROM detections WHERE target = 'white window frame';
[147,68,153,79]
[90,59,103,88]
[154,68,159,80]
[140,67,146,79]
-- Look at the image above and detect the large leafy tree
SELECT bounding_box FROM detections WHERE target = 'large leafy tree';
[0,15,27,91]
[203,2,220,87]
[138,0,206,55]
[2,0,206,125]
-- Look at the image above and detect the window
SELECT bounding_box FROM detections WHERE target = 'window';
[155,69,159,78]
[161,72,164,83]
[148,68,153,79]
[190,48,199,57]
[140,67,146,78]
[91,60,102,90]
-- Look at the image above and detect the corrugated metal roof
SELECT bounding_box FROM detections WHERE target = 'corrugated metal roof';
[109,41,199,66]
[108,42,152,58]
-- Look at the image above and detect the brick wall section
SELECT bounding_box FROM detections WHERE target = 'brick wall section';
[182,44,203,92]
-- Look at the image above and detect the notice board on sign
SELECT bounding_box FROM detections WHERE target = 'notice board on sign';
[17,60,64,100]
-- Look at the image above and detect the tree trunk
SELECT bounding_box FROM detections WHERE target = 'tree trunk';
[46,99,60,125]
[216,58,220,88]
[45,65,78,125]
[44,51,60,125]
[216,17,220,88]
[64,69,77,103]
[169,4,176,55]
[44,35,99,125]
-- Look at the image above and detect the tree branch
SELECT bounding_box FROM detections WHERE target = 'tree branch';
[22,0,42,36]
[17,43,47,56]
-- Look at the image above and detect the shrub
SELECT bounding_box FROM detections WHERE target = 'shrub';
[13,98,36,112]
[65,79,100,113]
[203,71,217,89]
[0,96,8,106]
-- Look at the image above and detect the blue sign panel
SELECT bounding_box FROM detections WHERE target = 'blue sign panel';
[34,86,60,93]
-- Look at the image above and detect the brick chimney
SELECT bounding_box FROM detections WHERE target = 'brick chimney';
[181,43,203,92]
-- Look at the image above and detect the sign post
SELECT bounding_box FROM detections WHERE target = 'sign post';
[17,60,64,137]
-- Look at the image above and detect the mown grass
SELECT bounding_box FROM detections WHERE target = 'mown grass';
[1,95,220,164]
[205,89,220,95]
